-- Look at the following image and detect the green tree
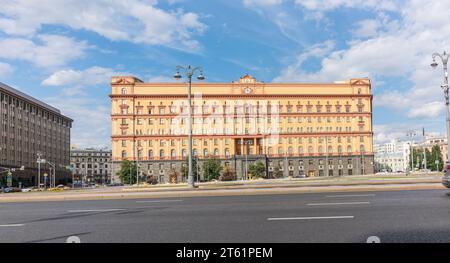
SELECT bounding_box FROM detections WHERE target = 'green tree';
[413,146,443,171]
[412,148,424,170]
[202,158,222,181]
[181,158,198,182]
[431,145,443,171]
[117,160,137,184]
[248,161,266,179]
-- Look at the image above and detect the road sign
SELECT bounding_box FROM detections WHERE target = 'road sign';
[43,173,48,177]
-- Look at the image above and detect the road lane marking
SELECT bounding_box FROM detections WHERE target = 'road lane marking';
[67,209,126,213]
[136,199,183,203]
[306,202,370,206]
[326,194,376,198]
[0,224,25,227]
[268,216,354,221]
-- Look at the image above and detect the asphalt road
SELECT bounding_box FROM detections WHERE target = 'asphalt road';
[1,189,450,243]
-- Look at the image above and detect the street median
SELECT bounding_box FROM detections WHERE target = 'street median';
[0,174,445,203]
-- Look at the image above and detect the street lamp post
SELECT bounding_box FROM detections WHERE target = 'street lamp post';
[37,152,42,189]
[431,51,450,169]
[136,146,142,185]
[407,131,416,173]
[174,65,205,188]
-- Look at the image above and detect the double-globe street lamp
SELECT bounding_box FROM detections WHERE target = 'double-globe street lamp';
[174,65,205,188]
[431,51,450,170]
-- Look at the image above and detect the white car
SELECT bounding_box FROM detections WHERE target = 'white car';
[21,188,32,192]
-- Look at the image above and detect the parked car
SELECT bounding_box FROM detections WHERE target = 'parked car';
[442,162,450,188]
[21,188,32,192]
[2,187,21,193]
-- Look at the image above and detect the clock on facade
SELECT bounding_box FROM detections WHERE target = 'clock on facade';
[244,87,252,94]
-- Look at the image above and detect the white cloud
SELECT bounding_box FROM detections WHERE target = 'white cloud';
[42,67,117,86]
[243,0,283,7]
[46,96,111,148]
[273,40,335,82]
[0,35,87,68]
[373,124,407,144]
[295,0,398,12]
[0,62,13,77]
[274,1,450,121]
[0,0,206,51]
[352,19,380,38]
[408,101,444,119]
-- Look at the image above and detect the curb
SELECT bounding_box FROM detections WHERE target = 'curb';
[0,182,445,203]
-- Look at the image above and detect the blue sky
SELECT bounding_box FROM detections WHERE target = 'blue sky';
[0,0,449,148]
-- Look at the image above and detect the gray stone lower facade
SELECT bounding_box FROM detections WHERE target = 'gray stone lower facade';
[112,154,375,184]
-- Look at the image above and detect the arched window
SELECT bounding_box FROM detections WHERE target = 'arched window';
[137,149,142,160]
[171,149,176,158]
[268,147,273,156]
[338,145,342,154]
[160,149,165,158]
[193,149,197,156]
[299,146,304,155]
[360,144,365,153]
[347,145,352,154]
[182,149,187,158]
[203,149,208,157]
[288,147,293,155]
[121,88,127,95]
[278,147,283,155]
[308,146,313,154]
[318,146,324,154]
[225,148,230,157]
[214,148,219,156]
[148,150,153,159]
[328,145,333,154]
[121,150,127,159]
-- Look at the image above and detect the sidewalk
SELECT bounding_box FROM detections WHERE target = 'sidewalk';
[0,173,445,203]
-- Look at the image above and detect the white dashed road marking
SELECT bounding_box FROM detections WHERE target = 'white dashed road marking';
[268,216,354,221]
[67,209,126,213]
[136,199,183,203]
[0,224,25,227]
[326,194,376,198]
[306,202,370,206]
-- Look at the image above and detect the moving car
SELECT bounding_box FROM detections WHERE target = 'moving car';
[442,162,450,188]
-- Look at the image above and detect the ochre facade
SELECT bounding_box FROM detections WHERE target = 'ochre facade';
[110,74,374,182]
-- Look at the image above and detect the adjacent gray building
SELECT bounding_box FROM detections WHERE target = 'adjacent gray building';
[70,148,112,185]
[0,82,73,187]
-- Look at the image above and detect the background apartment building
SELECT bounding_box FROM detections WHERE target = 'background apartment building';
[374,139,412,172]
[0,82,72,187]
[110,74,374,183]
[70,148,112,185]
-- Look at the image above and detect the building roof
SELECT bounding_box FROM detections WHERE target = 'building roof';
[0,82,62,113]
[0,82,73,122]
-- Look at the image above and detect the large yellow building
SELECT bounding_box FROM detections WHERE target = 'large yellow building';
[110,74,374,182]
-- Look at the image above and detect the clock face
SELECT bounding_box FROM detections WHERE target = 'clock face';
[244,87,252,94]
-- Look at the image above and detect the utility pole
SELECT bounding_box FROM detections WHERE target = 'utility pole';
[37,151,42,189]
[136,146,141,186]
[407,131,416,173]
[174,65,205,188]
[110,156,114,184]
[325,136,329,177]
[423,127,427,170]
[431,51,450,169]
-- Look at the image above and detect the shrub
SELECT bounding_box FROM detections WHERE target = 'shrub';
[219,166,236,181]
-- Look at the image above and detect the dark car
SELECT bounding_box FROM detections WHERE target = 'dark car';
[2,187,21,193]
[442,162,450,188]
